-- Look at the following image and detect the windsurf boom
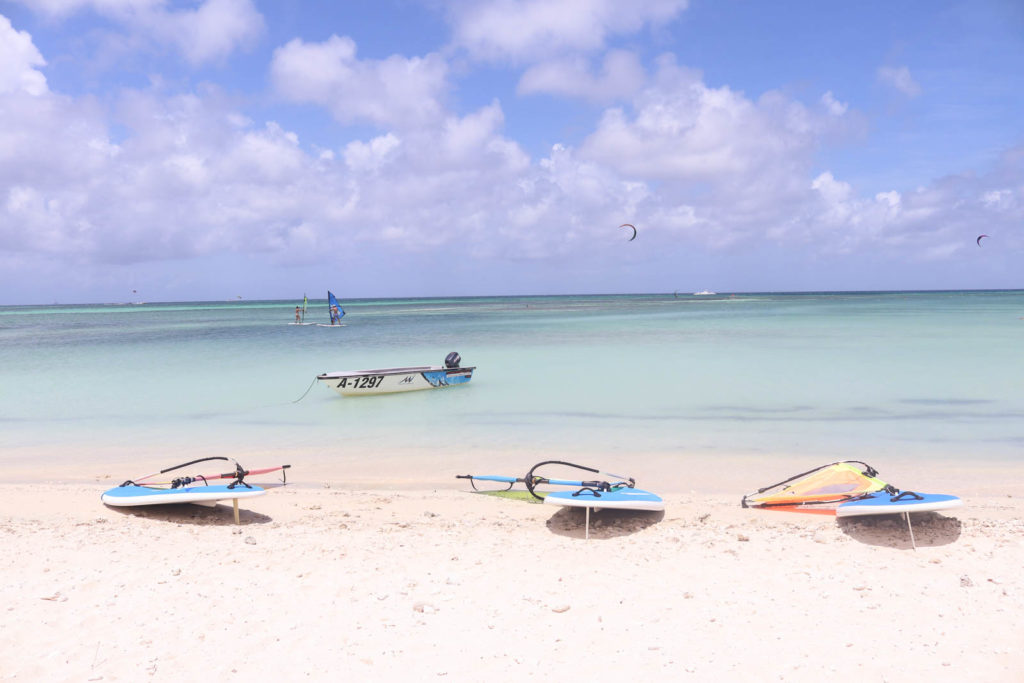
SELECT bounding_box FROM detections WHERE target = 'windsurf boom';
[109,457,290,492]
[457,460,637,501]
[741,461,894,512]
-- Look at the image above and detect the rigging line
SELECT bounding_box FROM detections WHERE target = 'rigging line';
[127,456,236,485]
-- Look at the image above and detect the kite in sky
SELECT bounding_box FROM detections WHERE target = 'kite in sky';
[977,234,988,246]
[620,223,637,241]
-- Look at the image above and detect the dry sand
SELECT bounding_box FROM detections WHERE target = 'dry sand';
[1,466,1023,681]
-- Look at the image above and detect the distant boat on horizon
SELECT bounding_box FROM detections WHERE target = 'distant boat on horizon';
[693,290,716,296]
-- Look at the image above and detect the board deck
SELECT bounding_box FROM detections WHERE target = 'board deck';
[101,484,267,507]
[543,487,664,511]
[836,491,962,517]
[288,322,316,326]
[316,323,347,327]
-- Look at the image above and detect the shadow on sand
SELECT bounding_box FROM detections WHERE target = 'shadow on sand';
[105,502,274,526]
[838,512,963,549]
[545,507,665,540]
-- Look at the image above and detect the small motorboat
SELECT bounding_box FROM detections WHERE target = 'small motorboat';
[317,352,475,396]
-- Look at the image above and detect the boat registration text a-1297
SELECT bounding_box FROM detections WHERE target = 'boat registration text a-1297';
[334,375,385,389]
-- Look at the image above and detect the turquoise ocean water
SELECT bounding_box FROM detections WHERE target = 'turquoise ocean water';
[1,291,1022,478]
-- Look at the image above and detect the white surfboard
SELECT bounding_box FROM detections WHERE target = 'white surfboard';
[101,484,267,507]
[836,491,963,517]
[544,487,664,511]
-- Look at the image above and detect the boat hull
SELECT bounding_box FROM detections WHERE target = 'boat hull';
[317,365,475,396]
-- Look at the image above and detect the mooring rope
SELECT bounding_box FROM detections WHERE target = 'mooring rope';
[292,376,318,403]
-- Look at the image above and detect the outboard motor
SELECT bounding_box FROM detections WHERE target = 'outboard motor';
[444,351,461,369]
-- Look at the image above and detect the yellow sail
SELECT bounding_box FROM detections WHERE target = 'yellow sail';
[742,461,892,511]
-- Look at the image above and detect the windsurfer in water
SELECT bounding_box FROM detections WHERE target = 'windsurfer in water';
[295,306,302,323]
[330,304,340,325]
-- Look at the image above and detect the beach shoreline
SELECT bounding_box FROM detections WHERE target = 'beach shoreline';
[2,468,1022,681]
[4,445,1023,496]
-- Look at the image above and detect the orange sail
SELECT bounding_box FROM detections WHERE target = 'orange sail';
[741,461,893,513]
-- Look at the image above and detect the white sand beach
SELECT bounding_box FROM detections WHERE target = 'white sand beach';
[2,459,1023,682]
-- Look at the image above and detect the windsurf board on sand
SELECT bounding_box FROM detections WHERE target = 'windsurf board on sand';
[101,484,266,507]
[836,491,962,517]
[741,461,962,550]
[544,486,663,540]
[101,458,289,523]
[544,487,664,511]
[457,461,664,539]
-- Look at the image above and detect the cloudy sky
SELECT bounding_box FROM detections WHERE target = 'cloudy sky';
[1,0,1022,304]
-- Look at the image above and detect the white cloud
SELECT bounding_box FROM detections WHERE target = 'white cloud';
[812,172,853,203]
[821,90,848,116]
[2,17,1021,287]
[2,74,1020,275]
[0,85,339,262]
[875,190,901,208]
[218,121,305,183]
[0,74,540,264]
[919,241,961,261]
[580,56,841,189]
[11,0,264,65]
[797,167,1023,257]
[12,0,160,16]
[877,65,921,97]
[344,134,402,173]
[0,15,48,96]
[270,36,449,130]
[151,0,265,65]
[981,188,1015,210]
[518,49,646,102]
[449,0,688,63]
[437,102,528,170]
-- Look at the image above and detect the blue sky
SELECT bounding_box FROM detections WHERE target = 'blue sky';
[0,0,1021,304]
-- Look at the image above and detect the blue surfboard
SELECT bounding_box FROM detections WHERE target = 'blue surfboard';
[544,486,664,511]
[102,484,267,507]
[836,491,962,517]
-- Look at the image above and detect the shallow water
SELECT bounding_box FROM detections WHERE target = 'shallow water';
[2,291,1022,471]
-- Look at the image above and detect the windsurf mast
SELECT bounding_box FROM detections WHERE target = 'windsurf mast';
[455,474,522,492]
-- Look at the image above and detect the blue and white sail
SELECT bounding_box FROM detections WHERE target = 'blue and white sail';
[327,291,345,324]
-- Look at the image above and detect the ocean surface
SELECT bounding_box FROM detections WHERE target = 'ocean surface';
[2,291,1022,476]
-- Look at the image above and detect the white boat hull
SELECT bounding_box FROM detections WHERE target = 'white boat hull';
[317,365,475,396]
